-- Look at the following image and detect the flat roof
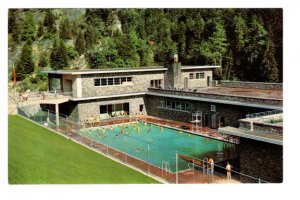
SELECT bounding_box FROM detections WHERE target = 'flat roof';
[146,91,282,110]
[218,126,283,145]
[196,86,283,100]
[43,66,167,75]
[181,65,221,70]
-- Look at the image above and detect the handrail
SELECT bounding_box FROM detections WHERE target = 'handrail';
[245,110,283,118]
[179,153,269,183]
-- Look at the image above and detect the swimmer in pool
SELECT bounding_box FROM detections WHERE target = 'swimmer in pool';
[121,129,125,134]
[109,126,113,131]
[144,122,147,126]
[135,147,144,152]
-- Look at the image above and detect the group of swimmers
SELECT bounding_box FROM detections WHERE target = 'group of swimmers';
[86,122,167,141]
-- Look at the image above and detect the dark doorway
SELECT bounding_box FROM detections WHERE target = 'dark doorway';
[203,113,209,127]
[139,104,144,112]
[219,116,225,128]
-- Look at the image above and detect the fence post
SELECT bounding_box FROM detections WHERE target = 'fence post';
[176,151,178,184]
[147,143,150,174]
[192,158,195,171]
[125,135,127,163]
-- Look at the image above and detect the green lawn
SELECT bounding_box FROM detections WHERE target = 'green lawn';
[8,115,160,184]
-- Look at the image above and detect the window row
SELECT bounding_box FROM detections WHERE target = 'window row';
[100,103,130,115]
[94,77,133,86]
[150,79,163,88]
[189,72,205,79]
[163,100,190,111]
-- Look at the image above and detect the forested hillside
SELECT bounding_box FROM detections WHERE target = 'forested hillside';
[8,8,282,91]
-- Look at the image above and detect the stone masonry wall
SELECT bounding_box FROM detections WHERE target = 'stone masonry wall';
[220,80,283,91]
[181,70,213,88]
[145,95,268,128]
[81,71,165,98]
[77,96,146,121]
[239,137,283,183]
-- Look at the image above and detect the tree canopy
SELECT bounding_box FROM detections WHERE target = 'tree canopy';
[9,8,283,83]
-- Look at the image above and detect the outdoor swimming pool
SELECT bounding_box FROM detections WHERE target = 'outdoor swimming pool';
[80,122,235,172]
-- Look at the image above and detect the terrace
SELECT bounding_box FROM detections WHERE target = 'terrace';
[147,86,282,110]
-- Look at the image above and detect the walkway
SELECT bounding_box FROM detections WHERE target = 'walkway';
[144,116,239,144]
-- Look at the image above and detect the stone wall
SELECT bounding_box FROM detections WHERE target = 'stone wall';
[81,71,165,98]
[76,96,146,121]
[145,95,268,128]
[181,70,213,88]
[239,137,283,183]
[220,80,283,91]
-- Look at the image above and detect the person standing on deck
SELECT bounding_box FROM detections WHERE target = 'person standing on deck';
[208,157,214,175]
[226,162,232,180]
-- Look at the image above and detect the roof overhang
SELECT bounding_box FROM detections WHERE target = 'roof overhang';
[181,65,221,70]
[70,92,146,101]
[43,67,167,75]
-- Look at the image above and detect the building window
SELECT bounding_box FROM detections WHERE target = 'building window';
[101,79,107,86]
[100,105,108,114]
[195,72,205,79]
[94,79,100,86]
[211,105,216,112]
[114,77,120,85]
[100,103,130,117]
[107,78,114,85]
[162,100,190,112]
[150,79,163,88]
[189,73,194,79]
[95,77,133,87]
[200,72,205,79]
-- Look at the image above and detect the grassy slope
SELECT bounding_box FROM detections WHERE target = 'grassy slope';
[8,115,160,184]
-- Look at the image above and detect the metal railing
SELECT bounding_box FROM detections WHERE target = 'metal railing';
[245,110,283,119]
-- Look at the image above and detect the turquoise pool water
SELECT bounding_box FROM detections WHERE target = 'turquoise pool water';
[80,122,234,172]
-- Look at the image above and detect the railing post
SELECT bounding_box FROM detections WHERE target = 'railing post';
[176,151,178,184]
[192,158,195,171]
[125,135,127,163]
[147,143,150,173]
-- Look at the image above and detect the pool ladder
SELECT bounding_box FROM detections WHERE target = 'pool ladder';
[162,161,170,173]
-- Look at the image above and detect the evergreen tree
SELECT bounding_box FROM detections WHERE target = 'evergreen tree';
[36,21,44,39]
[85,25,98,48]
[87,46,107,69]
[20,11,36,41]
[38,53,48,68]
[16,39,35,81]
[44,10,56,35]
[75,30,86,55]
[8,9,17,33]
[50,37,69,70]
[12,21,21,43]
[261,37,279,82]
[60,17,72,39]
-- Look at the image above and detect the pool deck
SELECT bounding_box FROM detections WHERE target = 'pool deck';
[70,132,240,184]
[143,116,239,144]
